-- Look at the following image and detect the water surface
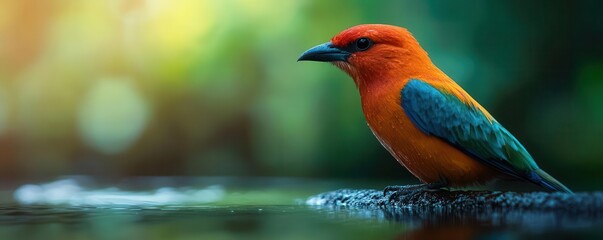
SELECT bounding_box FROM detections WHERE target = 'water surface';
[0,177,600,239]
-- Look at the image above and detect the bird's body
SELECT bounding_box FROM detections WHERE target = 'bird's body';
[361,77,500,186]
[299,24,572,192]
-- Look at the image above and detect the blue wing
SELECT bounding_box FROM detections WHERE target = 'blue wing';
[401,79,538,179]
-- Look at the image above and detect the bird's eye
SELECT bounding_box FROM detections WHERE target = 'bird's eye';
[355,38,373,51]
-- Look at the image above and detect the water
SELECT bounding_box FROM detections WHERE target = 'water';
[0,177,601,239]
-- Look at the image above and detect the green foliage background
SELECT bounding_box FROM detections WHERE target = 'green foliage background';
[0,0,601,189]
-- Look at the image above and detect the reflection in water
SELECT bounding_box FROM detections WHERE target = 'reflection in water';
[400,224,491,240]
[310,204,603,239]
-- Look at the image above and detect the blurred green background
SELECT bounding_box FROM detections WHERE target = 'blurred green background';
[0,0,601,189]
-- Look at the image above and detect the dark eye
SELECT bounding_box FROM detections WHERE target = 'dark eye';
[355,38,373,51]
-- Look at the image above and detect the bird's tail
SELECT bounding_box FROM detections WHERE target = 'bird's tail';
[529,169,573,194]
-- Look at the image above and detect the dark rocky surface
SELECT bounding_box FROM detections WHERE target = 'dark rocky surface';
[306,188,603,229]
[308,188,603,211]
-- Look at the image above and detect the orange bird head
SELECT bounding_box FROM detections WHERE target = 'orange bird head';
[298,24,436,89]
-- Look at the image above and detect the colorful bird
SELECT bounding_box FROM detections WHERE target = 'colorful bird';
[298,24,572,193]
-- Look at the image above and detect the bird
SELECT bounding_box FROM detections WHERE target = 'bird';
[298,24,572,193]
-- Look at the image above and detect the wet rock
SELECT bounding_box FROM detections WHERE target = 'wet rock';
[306,188,603,229]
[307,188,603,212]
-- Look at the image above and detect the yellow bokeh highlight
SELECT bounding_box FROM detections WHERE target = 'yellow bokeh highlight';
[144,1,216,56]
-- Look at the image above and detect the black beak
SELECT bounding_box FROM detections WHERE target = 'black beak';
[297,42,350,62]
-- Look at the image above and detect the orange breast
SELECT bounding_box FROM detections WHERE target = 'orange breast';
[361,82,499,186]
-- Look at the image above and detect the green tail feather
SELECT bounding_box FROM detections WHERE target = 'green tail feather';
[532,169,573,194]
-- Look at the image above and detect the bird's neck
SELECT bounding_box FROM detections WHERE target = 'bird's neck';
[355,61,449,99]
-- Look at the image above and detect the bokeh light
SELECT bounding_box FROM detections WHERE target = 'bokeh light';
[78,78,150,154]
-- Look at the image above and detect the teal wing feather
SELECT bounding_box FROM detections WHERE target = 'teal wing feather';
[401,79,537,176]
[401,79,572,193]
